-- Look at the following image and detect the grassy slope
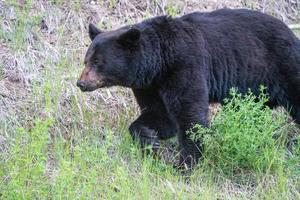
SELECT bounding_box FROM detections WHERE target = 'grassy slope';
[0,0,299,199]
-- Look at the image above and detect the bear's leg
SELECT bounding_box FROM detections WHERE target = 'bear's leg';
[279,95,300,125]
[129,111,177,153]
[129,118,160,153]
[161,80,209,169]
[129,88,178,153]
[289,104,300,125]
[280,42,300,124]
[177,100,209,169]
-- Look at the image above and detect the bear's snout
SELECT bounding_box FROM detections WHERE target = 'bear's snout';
[76,79,104,92]
[76,80,87,91]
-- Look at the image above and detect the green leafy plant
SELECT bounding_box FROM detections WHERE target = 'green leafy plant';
[166,5,179,17]
[189,87,293,174]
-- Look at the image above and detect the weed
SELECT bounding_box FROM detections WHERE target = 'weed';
[166,5,179,17]
[190,88,296,175]
[189,88,300,198]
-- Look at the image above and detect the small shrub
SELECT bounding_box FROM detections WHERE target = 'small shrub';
[189,87,293,174]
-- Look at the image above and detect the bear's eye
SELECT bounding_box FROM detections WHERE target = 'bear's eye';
[93,59,100,67]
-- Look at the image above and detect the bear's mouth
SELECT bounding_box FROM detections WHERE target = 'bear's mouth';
[77,80,105,92]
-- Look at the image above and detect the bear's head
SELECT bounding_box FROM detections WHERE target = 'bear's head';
[77,23,142,92]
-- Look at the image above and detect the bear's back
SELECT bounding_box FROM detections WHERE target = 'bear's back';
[180,9,297,47]
[172,9,300,101]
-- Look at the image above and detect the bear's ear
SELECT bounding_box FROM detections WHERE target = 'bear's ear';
[117,28,141,47]
[88,23,102,41]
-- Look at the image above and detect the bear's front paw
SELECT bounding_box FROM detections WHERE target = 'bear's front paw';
[130,125,160,154]
[174,155,195,171]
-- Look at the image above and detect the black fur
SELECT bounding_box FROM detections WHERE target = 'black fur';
[88,23,102,41]
[79,9,300,168]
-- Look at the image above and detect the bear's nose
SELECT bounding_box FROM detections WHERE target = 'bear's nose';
[76,80,87,91]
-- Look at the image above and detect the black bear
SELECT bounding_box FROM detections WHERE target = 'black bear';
[77,9,300,168]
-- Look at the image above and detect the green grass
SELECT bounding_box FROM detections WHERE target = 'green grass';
[1,86,299,199]
[0,1,299,199]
